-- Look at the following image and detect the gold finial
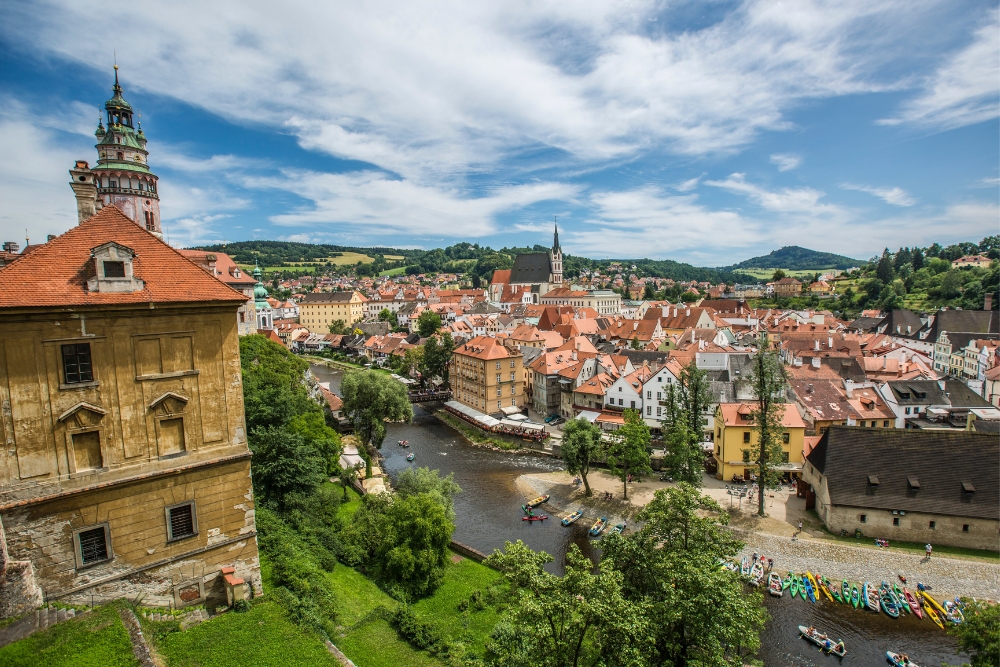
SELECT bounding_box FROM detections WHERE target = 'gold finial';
[114,64,118,70]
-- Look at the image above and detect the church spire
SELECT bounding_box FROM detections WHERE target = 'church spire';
[553,217,561,253]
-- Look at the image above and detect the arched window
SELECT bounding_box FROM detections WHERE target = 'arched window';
[117,151,124,160]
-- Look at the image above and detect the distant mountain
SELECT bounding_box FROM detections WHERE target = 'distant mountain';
[724,246,863,271]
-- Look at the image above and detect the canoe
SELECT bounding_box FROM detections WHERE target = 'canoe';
[880,584,901,618]
[841,579,850,604]
[893,584,909,614]
[798,626,847,657]
[864,582,880,612]
[903,588,922,619]
[783,572,793,590]
[923,592,947,616]
[524,495,550,509]
[818,577,834,602]
[886,651,921,667]
[828,579,843,603]
[609,522,626,537]
[789,575,800,599]
[589,517,607,537]
[922,595,944,629]
[561,510,583,526]
[521,514,547,521]
[750,561,765,586]
[768,573,783,597]
[740,557,751,576]
[803,575,816,602]
[850,583,861,609]
[806,571,819,595]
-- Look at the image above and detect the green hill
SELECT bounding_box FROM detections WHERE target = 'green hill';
[725,246,862,271]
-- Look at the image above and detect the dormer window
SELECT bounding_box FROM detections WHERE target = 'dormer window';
[87,242,144,293]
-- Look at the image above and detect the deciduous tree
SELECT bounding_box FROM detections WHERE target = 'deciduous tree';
[421,332,455,385]
[746,335,788,517]
[605,409,652,500]
[560,418,603,496]
[484,540,652,667]
[417,309,442,337]
[945,598,999,667]
[601,483,766,666]
[249,426,326,509]
[340,371,413,477]
[661,362,710,485]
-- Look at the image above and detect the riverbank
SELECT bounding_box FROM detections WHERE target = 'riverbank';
[513,469,1000,602]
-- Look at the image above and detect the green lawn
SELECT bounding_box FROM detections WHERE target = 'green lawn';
[411,556,504,654]
[327,563,397,626]
[380,266,407,276]
[336,619,444,667]
[739,268,836,280]
[155,600,339,667]
[0,602,138,667]
[335,483,363,521]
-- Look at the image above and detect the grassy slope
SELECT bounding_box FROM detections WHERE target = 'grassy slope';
[411,556,504,655]
[155,601,340,667]
[0,602,138,667]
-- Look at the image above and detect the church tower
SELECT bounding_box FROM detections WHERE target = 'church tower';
[70,66,161,237]
[550,222,563,284]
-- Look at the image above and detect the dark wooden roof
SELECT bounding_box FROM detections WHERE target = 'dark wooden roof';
[806,426,998,520]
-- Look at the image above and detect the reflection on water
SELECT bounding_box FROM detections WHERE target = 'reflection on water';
[311,364,963,666]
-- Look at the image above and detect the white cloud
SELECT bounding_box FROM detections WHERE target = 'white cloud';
[242,169,579,238]
[976,176,1000,187]
[705,173,845,216]
[675,176,702,192]
[770,153,802,171]
[567,186,762,261]
[840,182,916,206]
[880,8,999,129]
[0,0,947,181]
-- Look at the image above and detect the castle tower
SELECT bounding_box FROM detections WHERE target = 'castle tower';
[71,66,162,237]
[550,222,563,284]
[253,262,273,330]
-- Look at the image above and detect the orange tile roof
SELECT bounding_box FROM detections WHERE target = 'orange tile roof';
[455,335,520,361]
[0,206,246,309]
[718,402,806,429]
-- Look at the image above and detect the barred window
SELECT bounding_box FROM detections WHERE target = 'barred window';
[74,524,111,567]
[166,502,198,541]
[61,343,94,384]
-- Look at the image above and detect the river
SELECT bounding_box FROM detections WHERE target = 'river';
[312,364,964,666]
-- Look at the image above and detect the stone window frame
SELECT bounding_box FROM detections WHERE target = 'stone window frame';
[164,500,199,543]
[73,522,113,570]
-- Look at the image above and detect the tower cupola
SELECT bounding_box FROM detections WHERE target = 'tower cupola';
[74,65,163,237]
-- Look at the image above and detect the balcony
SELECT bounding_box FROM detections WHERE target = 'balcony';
[98,186,160,199]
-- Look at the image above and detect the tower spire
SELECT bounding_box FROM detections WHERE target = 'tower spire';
[552,216,560,253]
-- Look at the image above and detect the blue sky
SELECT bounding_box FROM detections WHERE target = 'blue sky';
[1,0,997,265]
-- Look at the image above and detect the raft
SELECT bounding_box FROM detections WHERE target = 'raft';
[561,510,583,526]
[589,517,607,537]
[406,453,415,461]
[750,561,765,587]
[864,582,880,612]
[886,651,920,667]
[608,522,626,537]
[524,494,549,509]
[798,626,846,657]
[768,573,783,597]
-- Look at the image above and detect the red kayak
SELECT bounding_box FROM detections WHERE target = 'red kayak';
[522,515,548,521]
[903,588,923,619]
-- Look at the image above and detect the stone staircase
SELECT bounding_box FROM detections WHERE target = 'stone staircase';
[0,605,86,649]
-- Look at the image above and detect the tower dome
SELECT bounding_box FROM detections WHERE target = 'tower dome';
[87,65,162,237]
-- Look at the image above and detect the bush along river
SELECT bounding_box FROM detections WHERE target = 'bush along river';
[311,364,964,666]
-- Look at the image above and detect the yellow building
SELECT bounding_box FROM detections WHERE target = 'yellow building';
[452,336,524,414]
[299,291,368,332]
[0,207,260,616]
[713,402,807,481]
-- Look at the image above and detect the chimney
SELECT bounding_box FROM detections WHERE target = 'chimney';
[571,350,577,361]
[986,293,994,311]
[673,307,678,317]
[828,336,833,348]
[69,160,101,224]
[814,340,820,351]
[844,379,853,398]
[685,308,690,316]
[812,357,821,369]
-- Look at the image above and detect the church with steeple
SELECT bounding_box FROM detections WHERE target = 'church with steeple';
[504,223,564,300]
[69,66,162,237]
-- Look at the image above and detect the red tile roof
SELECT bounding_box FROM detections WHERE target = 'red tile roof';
[0,206,247,309]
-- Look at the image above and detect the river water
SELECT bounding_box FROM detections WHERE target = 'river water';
[313,364,964,666]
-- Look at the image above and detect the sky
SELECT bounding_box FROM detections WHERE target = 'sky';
[0,1,997,266]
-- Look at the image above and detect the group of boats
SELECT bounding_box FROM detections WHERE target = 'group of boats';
[396,440,414,461]
[518,496,626,537]
[766,568,964,630]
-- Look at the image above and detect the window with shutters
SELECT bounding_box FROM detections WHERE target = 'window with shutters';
[165,501,198,542]
[74,523,112,568]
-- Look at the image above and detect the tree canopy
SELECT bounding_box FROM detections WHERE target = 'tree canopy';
[417,309,442,337]
[560,417,603,497]
[340,371,413,477]
[605,409,652,500]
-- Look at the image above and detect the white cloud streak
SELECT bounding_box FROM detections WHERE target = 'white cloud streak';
[880,8,1000,129]
[705,173,846,216]
[770,153,802,171]
[840,182,917,206]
